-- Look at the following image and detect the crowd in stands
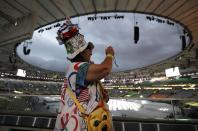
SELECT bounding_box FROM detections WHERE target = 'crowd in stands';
[0,76,198,99]
[0,75,198,119]
[0,78,62,95]
[107,88,198,99]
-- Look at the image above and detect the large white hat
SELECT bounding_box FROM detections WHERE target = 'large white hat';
[57,18,90,59]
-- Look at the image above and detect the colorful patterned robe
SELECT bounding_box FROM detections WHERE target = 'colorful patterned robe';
[54,62,109,131]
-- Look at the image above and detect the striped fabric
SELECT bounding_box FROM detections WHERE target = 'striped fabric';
[57,19,72,33]
[78,88,89,102]
[57,19,79,41]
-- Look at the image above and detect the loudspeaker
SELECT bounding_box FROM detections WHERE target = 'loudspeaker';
[23,46,31,55]
[134,26,139,44]
[181,35,186,50]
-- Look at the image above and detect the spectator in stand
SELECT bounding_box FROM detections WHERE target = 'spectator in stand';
[55,18,114,131]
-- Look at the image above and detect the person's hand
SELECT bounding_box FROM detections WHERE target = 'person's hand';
[105,46,114,56]
[90,61,94,64]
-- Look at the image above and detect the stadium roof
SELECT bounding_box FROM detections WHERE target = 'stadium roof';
[0,0,198,75]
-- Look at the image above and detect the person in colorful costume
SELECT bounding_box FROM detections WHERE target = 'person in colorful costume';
[55,18,115,131]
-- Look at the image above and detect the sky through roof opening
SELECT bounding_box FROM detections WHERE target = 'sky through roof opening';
[17,12,190,73]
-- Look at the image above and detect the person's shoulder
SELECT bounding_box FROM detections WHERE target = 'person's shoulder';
[69,62,89,71]
[70,62,89,66]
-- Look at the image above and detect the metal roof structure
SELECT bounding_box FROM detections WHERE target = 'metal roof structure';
[0,0,198,76]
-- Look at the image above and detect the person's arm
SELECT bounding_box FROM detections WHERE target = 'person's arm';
[86,46,114,81]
